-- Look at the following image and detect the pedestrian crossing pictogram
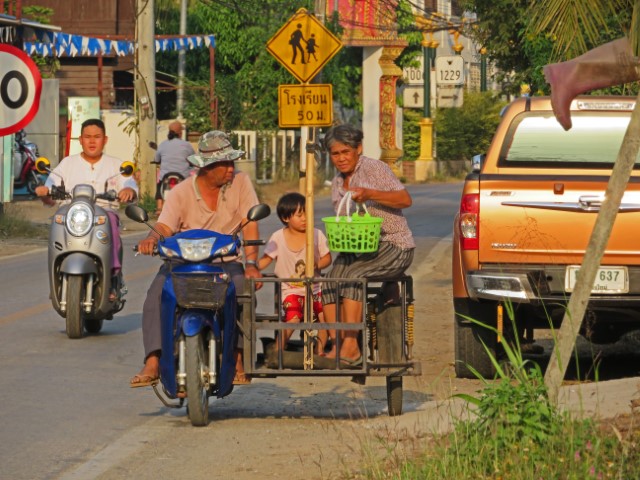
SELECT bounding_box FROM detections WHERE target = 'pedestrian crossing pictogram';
[267,8,342,84]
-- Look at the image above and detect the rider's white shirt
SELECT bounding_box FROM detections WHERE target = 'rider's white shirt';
[45,153,138,208]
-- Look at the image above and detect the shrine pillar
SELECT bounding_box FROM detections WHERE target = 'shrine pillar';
[378,45,404,174]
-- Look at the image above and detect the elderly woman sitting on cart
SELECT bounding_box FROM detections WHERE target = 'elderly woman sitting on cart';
[322,124,415,366]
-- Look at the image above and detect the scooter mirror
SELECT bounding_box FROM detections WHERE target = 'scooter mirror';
[247,204,271,222]
[35,157,51,174]
[120,161,135,177]
[125,204,149,223]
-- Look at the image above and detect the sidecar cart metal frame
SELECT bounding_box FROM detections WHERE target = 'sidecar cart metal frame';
[238,274,421,416]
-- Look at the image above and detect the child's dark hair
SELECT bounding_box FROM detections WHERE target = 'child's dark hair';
[81,118,106,135]
[276,192,305,224]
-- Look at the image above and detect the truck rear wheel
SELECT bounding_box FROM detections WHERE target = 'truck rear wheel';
[454,298,497,379]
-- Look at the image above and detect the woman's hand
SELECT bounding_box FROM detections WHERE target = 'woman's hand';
[348,187,412,209]
[349,187,369,203]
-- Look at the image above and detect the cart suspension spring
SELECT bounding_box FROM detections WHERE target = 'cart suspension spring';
[405,303,414,358]
[367,301,377,353]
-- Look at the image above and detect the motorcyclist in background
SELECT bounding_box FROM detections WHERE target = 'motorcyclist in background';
[35,118,138,299]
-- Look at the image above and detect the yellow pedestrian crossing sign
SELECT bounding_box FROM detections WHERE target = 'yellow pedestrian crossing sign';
[267,8,342,84]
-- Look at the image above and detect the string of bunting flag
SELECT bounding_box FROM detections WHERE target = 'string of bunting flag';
[22,31,216,57]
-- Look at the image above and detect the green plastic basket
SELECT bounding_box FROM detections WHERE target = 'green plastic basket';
[322,192,383,253]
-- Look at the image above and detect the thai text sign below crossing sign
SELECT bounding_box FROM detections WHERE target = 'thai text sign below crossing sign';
[278,84,333,128]
[0,44,42,136]
[267,8,342,84]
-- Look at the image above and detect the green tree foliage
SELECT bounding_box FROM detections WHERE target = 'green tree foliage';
[401,108,421,161]
[434,91,506,161]
[155,0,368,131]
[22,6,59,79]
[461,0,633,95]
[460,0,555,94]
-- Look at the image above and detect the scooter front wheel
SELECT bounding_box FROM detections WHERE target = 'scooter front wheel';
[66,275,85,339]
[26,171,40,196]
[186,334,210,426]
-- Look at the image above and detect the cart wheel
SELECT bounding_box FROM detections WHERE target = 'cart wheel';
[386,376,403,416]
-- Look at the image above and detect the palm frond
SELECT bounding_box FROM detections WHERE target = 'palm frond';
[527,0,632,60]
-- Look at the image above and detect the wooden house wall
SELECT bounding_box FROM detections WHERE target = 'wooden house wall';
[21,0,136,139]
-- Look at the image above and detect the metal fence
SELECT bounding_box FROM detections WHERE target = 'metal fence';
[231,130,333,184]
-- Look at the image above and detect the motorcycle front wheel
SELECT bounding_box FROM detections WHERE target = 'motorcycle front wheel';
[66,275,85,339]
[186,333,210,426]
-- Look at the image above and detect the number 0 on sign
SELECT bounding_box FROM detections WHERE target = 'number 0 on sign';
[0,44,42,136]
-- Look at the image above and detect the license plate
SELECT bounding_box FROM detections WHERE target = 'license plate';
[564,266,628,294]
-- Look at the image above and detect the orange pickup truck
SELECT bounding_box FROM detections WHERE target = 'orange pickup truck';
[452,96,640,378]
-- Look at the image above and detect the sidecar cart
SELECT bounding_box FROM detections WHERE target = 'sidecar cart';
[239,274,421,416]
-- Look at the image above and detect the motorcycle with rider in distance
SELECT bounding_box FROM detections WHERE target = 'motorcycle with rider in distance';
[35,158,136,339]
[125,203,271,427]
[13,129,46,195]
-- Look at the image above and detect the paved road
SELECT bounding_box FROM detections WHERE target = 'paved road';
[1,182,638,480]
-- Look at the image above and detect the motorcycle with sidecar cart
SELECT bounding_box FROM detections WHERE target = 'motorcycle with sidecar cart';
[126,205,419,424]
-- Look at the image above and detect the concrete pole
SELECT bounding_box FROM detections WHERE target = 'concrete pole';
[176,0,187,120]
[135,0,157,203]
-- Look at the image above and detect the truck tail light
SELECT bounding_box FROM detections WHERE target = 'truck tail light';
[459,194,479,250]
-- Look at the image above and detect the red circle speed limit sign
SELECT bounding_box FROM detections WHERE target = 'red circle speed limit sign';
[0,44,42,136]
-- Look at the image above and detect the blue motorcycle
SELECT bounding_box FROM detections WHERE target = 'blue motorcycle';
[125,203,270,426]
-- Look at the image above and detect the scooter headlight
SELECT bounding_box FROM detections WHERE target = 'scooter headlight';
[177,237,215,261]
[66,202,94,237]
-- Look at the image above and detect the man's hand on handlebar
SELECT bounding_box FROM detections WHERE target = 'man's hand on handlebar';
[244,264,263,290]
[137,236,158,256]
[35,185,56,206]
[118,187,136,203]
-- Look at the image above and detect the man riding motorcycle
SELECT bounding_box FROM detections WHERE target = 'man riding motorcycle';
[36,118,138,298]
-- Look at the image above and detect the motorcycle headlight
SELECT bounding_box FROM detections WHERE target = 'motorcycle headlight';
[213,241,237,257]
[66,202,94,237]
[158,245,180,258]
[177,238,215,261]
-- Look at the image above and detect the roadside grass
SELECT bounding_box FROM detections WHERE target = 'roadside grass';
[348,305,640,479]
[0,203,48,240]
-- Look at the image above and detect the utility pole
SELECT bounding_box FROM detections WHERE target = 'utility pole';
[135,0,157,202]
[176,0,187,120]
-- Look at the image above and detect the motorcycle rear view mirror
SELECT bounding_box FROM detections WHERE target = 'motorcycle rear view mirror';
[125,204,166,242]
[232,203,271,237]
[125,204,149,223]
[119,162,135,177]
[247,203,271,222]
[35,157,51,174]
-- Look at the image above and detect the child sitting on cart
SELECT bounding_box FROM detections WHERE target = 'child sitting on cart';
[257,192,332,355]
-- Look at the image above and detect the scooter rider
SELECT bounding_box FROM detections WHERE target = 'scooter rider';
[153,120,195,215]
[130,130,262,388]
[35,118,138,297]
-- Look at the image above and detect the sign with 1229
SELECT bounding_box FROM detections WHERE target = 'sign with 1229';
[435,55,464,86]
[278,84,333,128]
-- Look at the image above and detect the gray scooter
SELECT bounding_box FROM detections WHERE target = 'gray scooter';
[36,158,136,338]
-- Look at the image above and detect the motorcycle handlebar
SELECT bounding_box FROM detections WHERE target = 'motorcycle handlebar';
[132,245,158,256]
[243,240,266,247]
